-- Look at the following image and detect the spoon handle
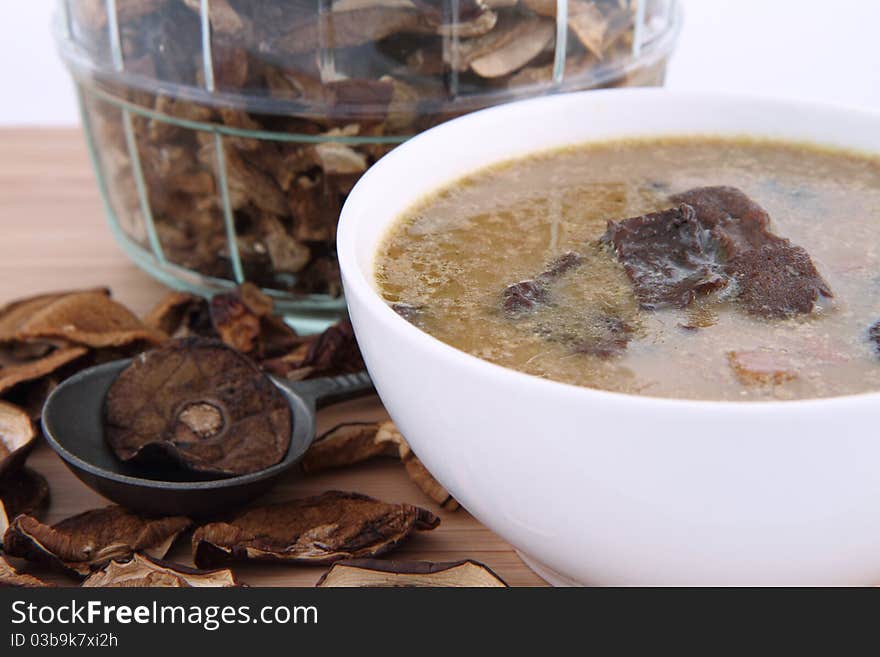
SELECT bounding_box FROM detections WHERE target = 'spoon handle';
[286,370,375,410]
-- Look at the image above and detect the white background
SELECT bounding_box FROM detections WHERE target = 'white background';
[2,0,879,125]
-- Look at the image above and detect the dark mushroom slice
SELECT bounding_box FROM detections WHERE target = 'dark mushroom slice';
[1,290,166,348]
[104,337,292,477]
[0,467,50,544]
[316,558,507,587]
[302,421,459,510]
[192,491,439,568]
[0,401,37,480]
[0,556,52,588]
[671,186,833,318]
[502,251,583,317]
[261,319,365,381]
[601,204,730,310]
[2,506,191,579]
[82,553,239,588]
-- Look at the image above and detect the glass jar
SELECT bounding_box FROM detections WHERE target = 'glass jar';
[56,0,681,331]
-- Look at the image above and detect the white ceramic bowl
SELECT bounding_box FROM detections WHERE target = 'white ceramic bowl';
[337,89,880,586]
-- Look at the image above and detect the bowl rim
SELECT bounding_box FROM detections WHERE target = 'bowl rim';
[338,87,880,411]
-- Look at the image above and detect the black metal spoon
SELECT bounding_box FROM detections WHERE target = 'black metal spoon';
[41,359,374,517]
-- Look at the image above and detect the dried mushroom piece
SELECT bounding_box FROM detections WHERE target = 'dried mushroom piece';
[192,491,439,568]
[261,319,365,381]
[302,421,458,510]
[3,506,191,578]
[0,556,52,588]
[104,338,292,477]
[502,251,583,317]
[143,291,213,338]
[0,401,37,480]
[449,14,553,75]
[209,282,301,359]
[469,17,555,78]
[0,290,165,348]
[316,558,507,587]
[727,349,798,386]
[82,553,239,588]
[0,343,88,398]
[0,467,50,543]
[671,186,833,319]
[601,204,729,310]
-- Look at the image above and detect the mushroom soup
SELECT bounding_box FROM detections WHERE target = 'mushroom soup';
[376,137,880,400]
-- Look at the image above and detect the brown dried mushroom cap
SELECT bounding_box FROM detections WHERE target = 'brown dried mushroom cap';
[316,558,507,587]
[0,343,89,397]
[0,467,50,543]
[302,421,459,510]
[0,288,106,340]
[83,553,239,588]
[104,338,292,477]
[143,291,212,337]
[0,401,37,480]
[0,556,52,588]
[2,506,191,579]
[192,491,439,568]
[470,18,555,78]
[0,290,166,348]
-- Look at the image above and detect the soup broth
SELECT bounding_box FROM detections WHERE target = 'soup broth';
[375,137,880,401]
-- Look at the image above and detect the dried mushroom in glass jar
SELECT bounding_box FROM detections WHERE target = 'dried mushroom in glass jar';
[71,0,667,298]
[315,558,507,587]
[0,468,50,545]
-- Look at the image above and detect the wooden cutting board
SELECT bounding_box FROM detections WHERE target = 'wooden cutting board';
[0,127,546,587]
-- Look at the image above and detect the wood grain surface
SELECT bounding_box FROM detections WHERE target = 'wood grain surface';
[0,127,546,587]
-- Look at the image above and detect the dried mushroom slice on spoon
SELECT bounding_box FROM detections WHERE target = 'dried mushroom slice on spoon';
[2,506,191,579]
[0,556,52,588]
[82,553,239,588]
[302,421,459,510]
[104,337,292,477]
[316,558,508,587]
[192,491,439,568]
[0,400,37,479]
